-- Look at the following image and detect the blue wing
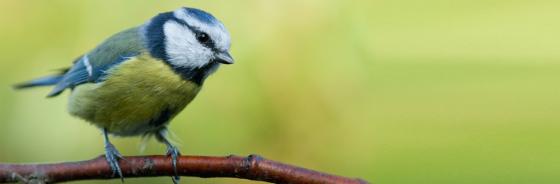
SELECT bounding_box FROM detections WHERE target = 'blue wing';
[47,53,138,97]
[15,27,145,97]
[44,27,145,97]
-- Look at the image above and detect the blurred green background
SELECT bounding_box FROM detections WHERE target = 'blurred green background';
[1,0,559,183]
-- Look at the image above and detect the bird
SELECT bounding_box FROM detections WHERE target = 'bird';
[14,7,233,183]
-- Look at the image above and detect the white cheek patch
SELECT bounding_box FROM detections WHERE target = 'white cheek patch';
[163,21,213,68]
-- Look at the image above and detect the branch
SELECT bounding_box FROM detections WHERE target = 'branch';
[0,155,369,184]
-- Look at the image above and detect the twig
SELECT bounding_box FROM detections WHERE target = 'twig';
[0,155,369,184]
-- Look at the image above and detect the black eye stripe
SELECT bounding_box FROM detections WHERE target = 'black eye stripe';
[196,32,210,44]
[195,32,215,49]
[170,17,216,49]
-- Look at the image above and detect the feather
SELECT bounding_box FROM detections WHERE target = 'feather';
[14,27,146,97]
[13,75,64,89]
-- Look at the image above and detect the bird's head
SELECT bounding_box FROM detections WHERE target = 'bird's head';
[143,7,233,71]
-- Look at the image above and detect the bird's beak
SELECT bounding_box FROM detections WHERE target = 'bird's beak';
[214,52,234,64]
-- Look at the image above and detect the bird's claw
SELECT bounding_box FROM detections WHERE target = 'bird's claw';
[105,144,124,182]
[167,146,181,184]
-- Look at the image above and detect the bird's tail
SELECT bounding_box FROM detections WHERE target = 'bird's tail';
[13,75,64,89]
[14,75,63,89]
[14,68,68,90]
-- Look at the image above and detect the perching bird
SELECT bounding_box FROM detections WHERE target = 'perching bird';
[15,7,233,183]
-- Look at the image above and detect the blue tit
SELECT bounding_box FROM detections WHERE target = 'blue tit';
[15,7,233,182]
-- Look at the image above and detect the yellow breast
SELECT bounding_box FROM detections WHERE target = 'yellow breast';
[68,54,201,136]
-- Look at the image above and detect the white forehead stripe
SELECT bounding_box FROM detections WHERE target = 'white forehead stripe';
[172,8,231,51]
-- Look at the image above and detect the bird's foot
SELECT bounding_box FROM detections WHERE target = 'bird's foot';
[167,146,181,184]
[104,143,124,182]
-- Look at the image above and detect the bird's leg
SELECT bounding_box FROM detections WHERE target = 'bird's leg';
[156,129,181,184]
[103,128,124,182]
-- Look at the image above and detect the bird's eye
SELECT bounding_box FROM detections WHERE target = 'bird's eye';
[196,32,210,43]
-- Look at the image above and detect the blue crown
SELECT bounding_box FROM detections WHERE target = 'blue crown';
[184,7,218,24]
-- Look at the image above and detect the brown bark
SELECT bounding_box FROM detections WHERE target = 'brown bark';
[0,155,369,184]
